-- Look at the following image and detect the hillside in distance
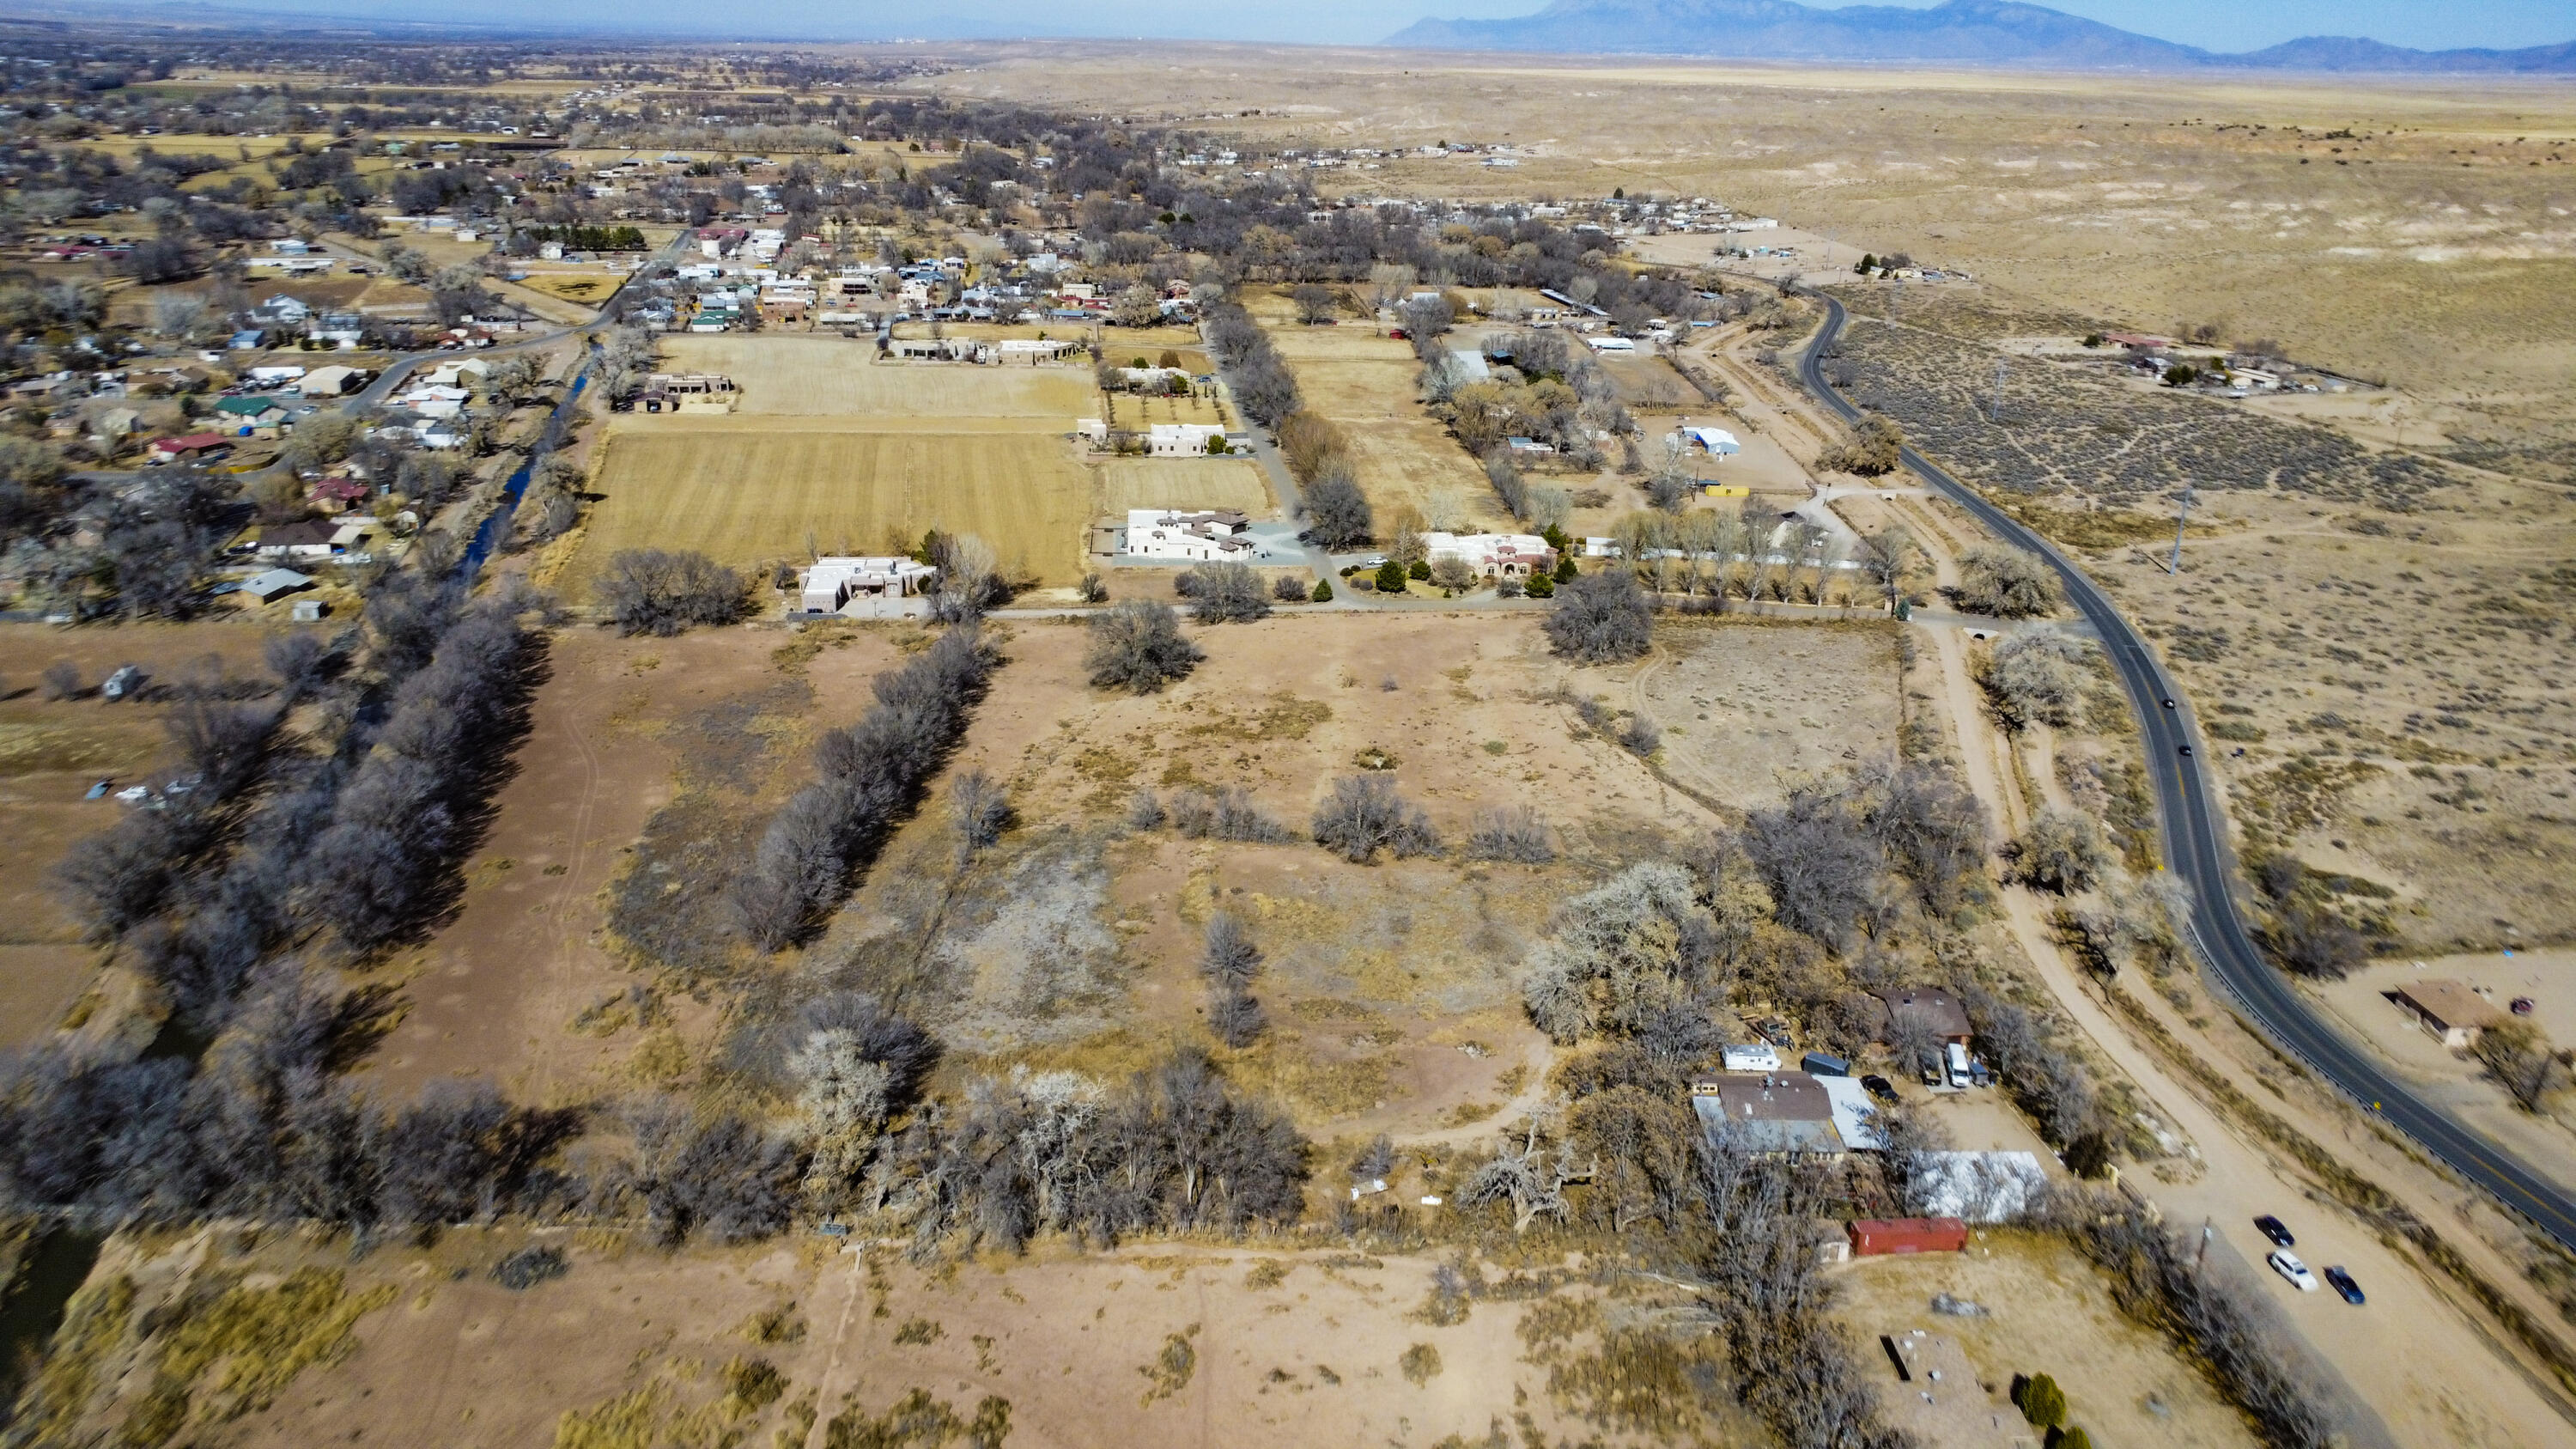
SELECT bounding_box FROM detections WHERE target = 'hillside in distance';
[1386,0,2576,72]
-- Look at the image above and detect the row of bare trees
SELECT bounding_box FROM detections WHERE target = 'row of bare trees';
[732,626,995,950]
[306,589,542,951]
[15,569,567,1231]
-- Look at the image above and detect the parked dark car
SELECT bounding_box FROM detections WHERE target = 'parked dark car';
[2253,1215,2294,1248]
[2323,1266,2364,1305]
[1861,1075,1899,1104]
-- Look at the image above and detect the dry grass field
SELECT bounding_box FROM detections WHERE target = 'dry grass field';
[1241,292,1504,528]
[787,612,1715,1129]
[1098,458,1273,516]
[59,1228,1767,1449]
[1633,618,1902,811]
[1832,1233,2258,1449]
[569,429,1095,589]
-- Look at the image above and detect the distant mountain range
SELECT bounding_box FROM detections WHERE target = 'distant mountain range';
[1385,0,2576,72]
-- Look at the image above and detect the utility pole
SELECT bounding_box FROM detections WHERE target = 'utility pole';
[1990,356,2008,423]
[2167,486,2196,574]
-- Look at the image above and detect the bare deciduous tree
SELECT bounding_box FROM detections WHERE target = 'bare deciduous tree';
[1520,862,1714,1044]
[1085,600,1201,693]
[597,549,747,636]
[1742,782,1882,949]
[948,770,1011,859]
[1986,625,2092,729]
[2476,1020,2570,1113]
[1957,545,2058,618]
[1854,526,1922,613]
[1185,562,1270,623]
[1300,467,1374,550]
[1457,1114,1588,1233]
[1200,913,1267,1048]
[1542,569,1652,663]
[2011,807,2107,894]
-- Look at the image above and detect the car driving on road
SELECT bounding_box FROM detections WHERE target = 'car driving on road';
[2254,1215,2294,1247]
[2323,1266,2365,1305]
[2268,1249,2319,1292]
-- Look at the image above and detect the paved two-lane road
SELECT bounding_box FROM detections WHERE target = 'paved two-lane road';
[1794,293,2576,1249]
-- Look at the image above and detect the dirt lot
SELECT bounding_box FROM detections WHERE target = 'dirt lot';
[1595,354,1702,413]
[782,611,1720,1136]
[1831,1233,2255,1449]
[0,624,282,1049]
[1629,618,1901,811]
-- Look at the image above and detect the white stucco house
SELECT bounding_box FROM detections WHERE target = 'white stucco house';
[1420,531,1557,578]
[1147,423,1228,457]
[1126,509,1254,561]
[801,557,939,613]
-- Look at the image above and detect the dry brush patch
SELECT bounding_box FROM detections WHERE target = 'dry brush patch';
[1829,308,2458,509]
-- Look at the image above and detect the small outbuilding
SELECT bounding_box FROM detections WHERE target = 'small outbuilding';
[241,569,315,603]
[1848,1218,1968,1257]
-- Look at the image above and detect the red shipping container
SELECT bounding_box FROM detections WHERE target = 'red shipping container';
[1847,1217,1968,1256]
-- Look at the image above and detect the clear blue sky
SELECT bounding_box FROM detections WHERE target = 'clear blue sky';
[208,0,2576,53]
